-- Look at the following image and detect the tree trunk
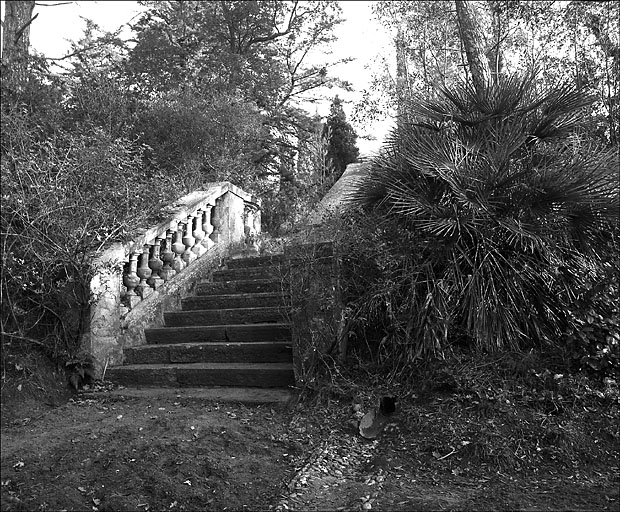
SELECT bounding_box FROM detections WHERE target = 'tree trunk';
[455,0,491,95]
[395,25,409,127]
[1,0,36,89]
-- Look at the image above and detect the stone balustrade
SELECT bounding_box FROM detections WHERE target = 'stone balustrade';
[84,182,260,375]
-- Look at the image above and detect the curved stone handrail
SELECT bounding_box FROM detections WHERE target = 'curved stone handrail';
[84,182,261,375]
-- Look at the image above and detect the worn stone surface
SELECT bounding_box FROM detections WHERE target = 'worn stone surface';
[164,306,285,326]
[82,386,295,403]
[213,266,281,281]
[107,250,295,390]
[145,323,292,344]
[308,161,371,225]
[196,278,282,295]
[118,244,227,351]
[281,241,346,385]
[124,341,292,365]
[107,362,295,388]
[87,243,125,372]
[169,341,291,364]
[182,292,286,310]
[86,182,259,376]
[227,254,285,268]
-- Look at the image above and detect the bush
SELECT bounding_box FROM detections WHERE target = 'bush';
[0,107,184,368]
[134,89,268,190]
[345,72,619,370]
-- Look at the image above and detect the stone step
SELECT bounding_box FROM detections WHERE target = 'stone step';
[82,387,296,404]
[164,306,285,327]
[196,278,282,295]
[213,266,283,282]
[182,292,286,311]
[227,254,285,268]
[145,323,291,344]
[125,341,292,365]
[106,362,295,388]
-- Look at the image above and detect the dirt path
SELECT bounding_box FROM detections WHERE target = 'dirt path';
[2,393,296,511]
[2,387,618,511]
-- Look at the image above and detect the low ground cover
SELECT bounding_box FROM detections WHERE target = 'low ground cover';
[1,349,618,511]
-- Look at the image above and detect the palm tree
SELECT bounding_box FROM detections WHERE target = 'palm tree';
[349,71,619,355]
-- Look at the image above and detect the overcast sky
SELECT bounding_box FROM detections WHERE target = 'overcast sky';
[1,0,394,155]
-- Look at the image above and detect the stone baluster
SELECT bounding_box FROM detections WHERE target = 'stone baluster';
[160,229,176,282]
[210,200,223,244]
[201,205,214,251]
[122,250,141,309]
[244,203,259,254]
[182,215,197,266]
[191,210,207,258]
[172,223,186,272]
[135,245,152,298]
[147,237,165,290]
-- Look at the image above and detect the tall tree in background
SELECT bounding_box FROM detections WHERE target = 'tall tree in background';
[126,0,346,207]
[455,0,492,93]
[324,95,359,182]
[365,0,618,147]
[1,0,36,91]
[0,0,349,361]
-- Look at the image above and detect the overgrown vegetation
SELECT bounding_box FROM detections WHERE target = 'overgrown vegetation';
[340,72,619,382]
[1,1,354,382]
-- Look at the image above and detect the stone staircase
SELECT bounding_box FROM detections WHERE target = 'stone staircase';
[106,254,295,389]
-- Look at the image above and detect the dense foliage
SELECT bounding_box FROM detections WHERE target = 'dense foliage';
[341,72,619,378]
[0,0,346,368]
[323,96,360,181]
[362,1,619,147]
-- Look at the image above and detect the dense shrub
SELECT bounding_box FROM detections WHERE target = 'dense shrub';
[133,89,268,191]
[0,106,184,364]
[343,72,619,377]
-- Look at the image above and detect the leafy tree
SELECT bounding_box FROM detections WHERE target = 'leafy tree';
[134,88,268,189]
[323,95,359,181]
[365,0,619,146]
[1,0,351,369]
[348,72,619,359]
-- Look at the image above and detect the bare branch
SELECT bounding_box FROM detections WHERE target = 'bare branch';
[35,2,74,6]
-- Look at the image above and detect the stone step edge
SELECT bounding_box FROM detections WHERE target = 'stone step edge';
[80,387,297,404]
[109,362,294,371]
[185,291,287,300]
[146,322,292,332]
[226,255,285,267]
[165,305,286,315]
[128,341,292,351]
[199,278,283,286]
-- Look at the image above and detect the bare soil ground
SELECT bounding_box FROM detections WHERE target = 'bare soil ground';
[1,350,619,511]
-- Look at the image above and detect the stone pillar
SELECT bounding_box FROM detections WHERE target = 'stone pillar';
[136,245,153,298]
[202,205,214,251]
[244,202,260,255]
[88,243,125,375]
[122,250,141,309]
[192,210,207,258]
[172,224,186,272]
[147,237,165,290]
[210,198,224,244]
[160,229,176,282]
[182,214,197,266]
